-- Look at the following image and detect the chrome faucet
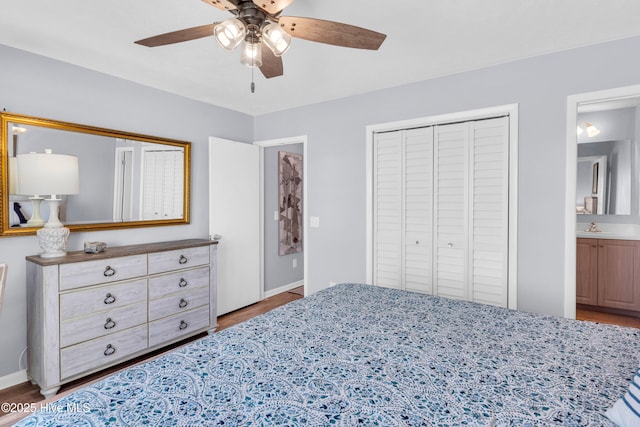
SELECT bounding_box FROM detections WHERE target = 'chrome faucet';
[585,222,601,232]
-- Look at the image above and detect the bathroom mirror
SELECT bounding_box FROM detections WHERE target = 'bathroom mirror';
[576,139,631,215]
[0,112,191,236]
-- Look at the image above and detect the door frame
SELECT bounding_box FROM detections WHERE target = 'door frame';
[564,84,640,319]
[254,135,309,297]
[365,104,519,309]
[113,146,134,222]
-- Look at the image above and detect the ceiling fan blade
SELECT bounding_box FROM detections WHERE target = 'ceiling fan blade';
[278,16,386,50]
[135,24,216,47]
[253,0,296,15]
[201,0,237,11]
[260,41,284,78]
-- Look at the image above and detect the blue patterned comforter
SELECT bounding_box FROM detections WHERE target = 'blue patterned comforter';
[15,284,640,426]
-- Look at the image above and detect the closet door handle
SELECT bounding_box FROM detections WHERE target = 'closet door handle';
[447,242,454,248]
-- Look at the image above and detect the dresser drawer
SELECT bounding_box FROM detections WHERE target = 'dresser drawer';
[148,246,209,275]
[149,306,210,348]
[60,324,148,380]
[149,286,209,321]
[148,266,209,300]
[60,254,147,291]
[60,279,147,321]
[60,301,147,347]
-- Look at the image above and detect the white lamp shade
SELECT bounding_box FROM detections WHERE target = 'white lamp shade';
[586,123,600,138]
[16,151,79,196]
[8,157,18,195]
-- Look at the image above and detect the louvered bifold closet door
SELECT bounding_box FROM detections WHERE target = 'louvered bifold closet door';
[434,123,470,300]
[373,132,403,289]
[470,117,509,307]
[404,128,434,294]
[373,128,433,292]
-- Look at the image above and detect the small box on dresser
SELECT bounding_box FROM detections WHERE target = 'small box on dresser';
[26,239,218,399]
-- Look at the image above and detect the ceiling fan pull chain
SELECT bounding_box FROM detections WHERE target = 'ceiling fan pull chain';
[251,67,256,93]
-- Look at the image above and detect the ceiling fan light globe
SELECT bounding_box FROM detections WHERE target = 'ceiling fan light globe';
[240,41,263,68]
[262,23,292,56]
[214,18,246,50]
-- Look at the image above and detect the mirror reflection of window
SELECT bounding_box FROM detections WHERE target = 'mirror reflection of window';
[141,148,184,220]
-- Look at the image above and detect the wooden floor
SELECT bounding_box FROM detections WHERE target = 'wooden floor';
[576,307,640,328]
[0,287,304,421]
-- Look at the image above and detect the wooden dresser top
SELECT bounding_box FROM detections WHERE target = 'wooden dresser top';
[26,239,218,266]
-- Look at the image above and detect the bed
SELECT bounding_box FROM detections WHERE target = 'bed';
[13,283,640,426]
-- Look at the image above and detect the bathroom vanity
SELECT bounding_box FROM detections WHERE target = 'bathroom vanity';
[576,225,640,314]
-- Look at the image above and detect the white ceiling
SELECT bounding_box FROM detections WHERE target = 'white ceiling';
[2,1,640,116]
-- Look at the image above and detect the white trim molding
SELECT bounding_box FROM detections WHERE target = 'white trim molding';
[0,369,28,391]
[365,104,519,309]
[564,84,640,319]
[263,280,304,299]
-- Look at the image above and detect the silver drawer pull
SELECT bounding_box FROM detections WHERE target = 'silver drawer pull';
[179,320,188,330]
[104,293,116,305]
[178,278,188,288]
[178,255,188,264]
[104,318,116,330]
[103,266,116,277]
[179,298,188,309]
[103,344,116,356]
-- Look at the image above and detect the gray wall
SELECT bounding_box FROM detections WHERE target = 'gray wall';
[0,44,253,378]
[254,36,640,320]
[264,144,304,292]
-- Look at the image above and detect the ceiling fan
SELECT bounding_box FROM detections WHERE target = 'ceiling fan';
[135,0,387,80]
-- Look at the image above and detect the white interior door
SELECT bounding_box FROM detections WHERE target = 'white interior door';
[209,137,261,316]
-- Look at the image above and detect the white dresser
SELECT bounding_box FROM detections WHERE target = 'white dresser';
[26,239,218,398]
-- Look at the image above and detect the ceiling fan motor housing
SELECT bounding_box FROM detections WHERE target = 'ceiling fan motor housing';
[237,1,270,32]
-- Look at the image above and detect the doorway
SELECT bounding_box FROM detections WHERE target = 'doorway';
[565,84,640,321]
[255,136,308,299]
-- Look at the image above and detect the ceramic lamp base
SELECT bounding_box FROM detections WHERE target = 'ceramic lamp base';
[37,226,70,258]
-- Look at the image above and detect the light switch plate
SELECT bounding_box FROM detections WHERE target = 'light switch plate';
[273,211,278,221]
[310,216,320,228]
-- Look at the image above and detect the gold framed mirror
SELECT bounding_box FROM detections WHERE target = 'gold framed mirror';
[1,112,190,236]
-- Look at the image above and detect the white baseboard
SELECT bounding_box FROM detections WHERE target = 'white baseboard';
[0,369,28,391]
[263,280,304,299]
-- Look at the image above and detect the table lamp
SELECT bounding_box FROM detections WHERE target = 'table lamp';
[16,149,79,258]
